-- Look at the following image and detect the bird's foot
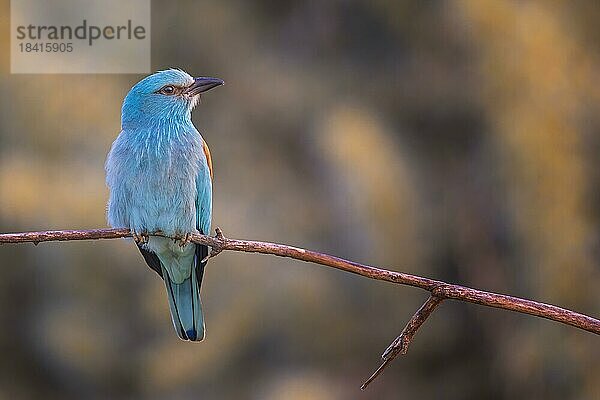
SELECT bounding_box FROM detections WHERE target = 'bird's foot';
[176,232,192,248]
[201,227,226,263]
[132,231,149,245]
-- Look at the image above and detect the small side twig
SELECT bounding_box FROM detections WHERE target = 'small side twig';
[361,295,444,390]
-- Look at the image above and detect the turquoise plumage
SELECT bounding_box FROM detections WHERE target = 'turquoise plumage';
[105,69,223,341]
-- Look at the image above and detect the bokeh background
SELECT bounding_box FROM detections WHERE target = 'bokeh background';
[1,0,599,399]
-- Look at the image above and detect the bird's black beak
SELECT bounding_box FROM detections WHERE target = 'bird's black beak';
[184,77,224,96]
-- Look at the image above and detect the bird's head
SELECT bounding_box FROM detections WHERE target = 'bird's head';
[121,69,224,128]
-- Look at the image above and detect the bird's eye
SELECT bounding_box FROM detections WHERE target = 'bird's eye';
[160,85,176,95]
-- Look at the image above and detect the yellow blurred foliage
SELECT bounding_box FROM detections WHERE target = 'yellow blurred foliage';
[315,104,422,267]
[0,153,107,227]
[461,0,596,301]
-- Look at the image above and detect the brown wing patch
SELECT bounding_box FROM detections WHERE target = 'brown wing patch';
[202,139,213,180]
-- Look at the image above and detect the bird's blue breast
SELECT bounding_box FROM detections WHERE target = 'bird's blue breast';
[106,119,205,236]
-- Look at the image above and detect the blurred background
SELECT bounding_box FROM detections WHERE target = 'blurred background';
[1,0,599,398]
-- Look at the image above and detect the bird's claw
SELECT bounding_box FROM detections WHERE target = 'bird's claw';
[133,232,149,245]
[201,227,226,263]
[177,232,192,248]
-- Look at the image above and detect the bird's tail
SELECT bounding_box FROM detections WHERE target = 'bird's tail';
[161,248,206,341]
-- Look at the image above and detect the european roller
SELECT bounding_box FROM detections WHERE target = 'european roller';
[105,69,223,341]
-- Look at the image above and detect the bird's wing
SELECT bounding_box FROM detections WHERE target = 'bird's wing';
[197,138,213,236]
[195,138,213,285]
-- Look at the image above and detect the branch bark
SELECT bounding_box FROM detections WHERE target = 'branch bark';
[1,228,599,387]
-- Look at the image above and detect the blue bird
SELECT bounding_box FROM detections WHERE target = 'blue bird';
[105,69,223,341]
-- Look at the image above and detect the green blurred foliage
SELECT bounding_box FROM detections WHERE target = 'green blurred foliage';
[0,0,599,399]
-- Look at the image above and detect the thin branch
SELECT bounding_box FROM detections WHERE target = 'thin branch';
[361,295,444,390]
[1,228,599,388]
